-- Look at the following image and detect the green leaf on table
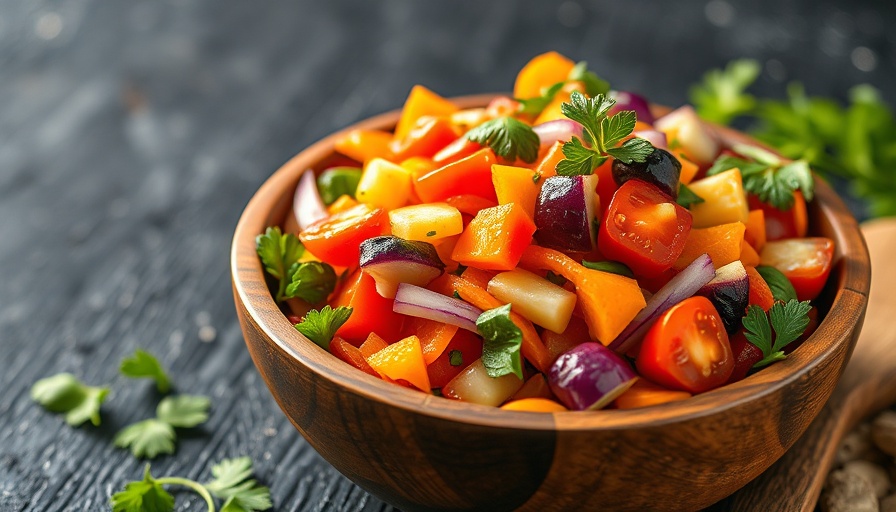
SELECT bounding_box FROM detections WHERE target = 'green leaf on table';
[156,395,210,428]
[120,349,172,393]
[31,373,109,427]
[206,457,272,511]
[110,464,175,512]
[114,419,177,459]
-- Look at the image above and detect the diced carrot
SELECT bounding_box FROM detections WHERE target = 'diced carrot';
[394,85,458,142]
[740,239,761,267]
[509,373,554,401]
[500,398,568,412]
[428,274,552,373]
[334,270,405,344]
[745,266,775,312]
[327,195,359,215]
[444,194,498,217]
[676,153,700,185]
[492,164,541,220]
[594,158,615,212]
[433,137,482,165]
[614,379,691,409]
[535,141,564,179]
[460,266,497,291]
[674,222,747,270]
[360,332,390,360]
[330,336,379,377]
[518,246,646,345]
[402,316,459,365]
[334,129,394,163]
[513,51,576,99]
[367,335,431,392]
[452,203,536,271]
[540,315,591,363]
[390,117,460,161]
[744,209,767,250]
[414,148,498,203]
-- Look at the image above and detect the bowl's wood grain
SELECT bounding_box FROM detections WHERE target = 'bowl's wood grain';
[231,95,870,511]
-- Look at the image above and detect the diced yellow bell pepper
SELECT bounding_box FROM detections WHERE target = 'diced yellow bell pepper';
[356,158,412,211]
[686,168,750,228]
[388,203,463,242]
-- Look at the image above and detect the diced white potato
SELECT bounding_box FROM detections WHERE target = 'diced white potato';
[487,268,577,334]
[686,169,750,228]
[442,359,524,406]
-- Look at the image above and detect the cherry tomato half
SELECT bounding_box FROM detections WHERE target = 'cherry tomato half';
[598,179,693,278]
[299,203,387,267]
[759,237,834,301]
[636,296,734,393]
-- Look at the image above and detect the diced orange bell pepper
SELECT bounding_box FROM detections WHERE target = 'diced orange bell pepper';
[500,398,568,412]
[535,141,565,179]
[513,52,576,99]
[390,117,459,161]
[330,336,379,377]
[433,137,482,165]
[402,316,459,365]
[394,85,458,142]
[533,82,586,124]
[744,209,767,251]
[740,239,761,267]
[459,266,497,290]
[360,332,390,360]
[366,335,431,392]
[327,195,359,215]
[444,194,498,217]
[509,373,554,401]
[674,222,747,271]
[334,270,405,344]
[334,129,393,163]
[745,266,775,312]
[492,164,541,220]
[540,315,591,363]
[414,148,498,203]
[594,158,615,212]
[452,203,536,271]
[614,379,691,409]
[676,152,700,185]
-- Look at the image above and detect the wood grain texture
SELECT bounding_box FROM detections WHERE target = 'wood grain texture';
[232,98,869,511]
[2,1,892,510]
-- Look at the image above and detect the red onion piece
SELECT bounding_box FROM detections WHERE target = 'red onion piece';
[294,170,328,231]
[609,91,655,124]
[393,283,482,332]
[549,342,638,411]
[609,253,716,354]
[633,129,667,149]
[532,119,583,146]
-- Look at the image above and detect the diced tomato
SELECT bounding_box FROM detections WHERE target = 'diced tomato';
[329,336,378,377]
[636,296,734,393]
[414,148,498,203]
[299,204,387,267]
[725,331,763,384]
[760,238,834,301]
[334,270,405,344]
[598,179,693,278]
[390,117,459,161]
[426,329,483,389]
[748,192,808,241]
[745,266,775,312]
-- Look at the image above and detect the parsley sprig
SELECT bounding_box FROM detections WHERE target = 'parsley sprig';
[475,304,523,379]
[114,395,210,458]
[294,305,353,349]
[466,116,540,163]
[256,227,338,303]
[121,349,172,393]
[556,91,654,176]
[111,457,272,512]
[690,59,761,124]
[742,299,813,368]
[706,142,813,211]
[30,373,109,427]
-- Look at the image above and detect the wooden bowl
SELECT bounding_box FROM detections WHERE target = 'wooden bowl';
[231,95,871,511]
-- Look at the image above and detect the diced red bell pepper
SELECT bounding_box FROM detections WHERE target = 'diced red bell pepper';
[414,148,498,203]
[334,270,405,344]
[390,117,459,161]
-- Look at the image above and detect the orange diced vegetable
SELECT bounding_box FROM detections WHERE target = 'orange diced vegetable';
[740,239,761,267]
[676,153,700,185]
[334,129,394,163]
[402,316,459,365]
[459,266,497,291]
[367,335,431,392]
[330,336,378,377]
[510,373,554,401]
[674,222,747,270]
[513,51,576,99]
[452,203,536,271]
[614,379,691,409]
[433,234,460,274]
[687,169,750,228]
[745,265,775,312]
[444,194,497,217]
[744,209,767,250]
[415,148,498,203]
[535,141,564,179]
[518,246,646,345]
[334,270,405,344]
[394,85,458,142]
[360,332,390,360]
[500,398,568,412]
[390,117,459,161]
[533,82,585,124]
[540,315,591,363]
[492,164,541,220]
[433,137,482,165]
[327,195,359,215]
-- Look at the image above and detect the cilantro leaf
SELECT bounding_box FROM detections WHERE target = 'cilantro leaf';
[156,395,210,428]
[114,419,176,459]
[676,183,705,208]
[294,305,353,349]
[567,61,610,97]
[475,304,524,379]
[256,227,305,301]
[755,265,798,303]
[31,373,109,427]
[283,261,337,304]
[206,457,272,511]
[743,300,812,368]
[516,81,564,116]
[581,260,634,277]
[120,349,172,393]
[466,117,540,163]
[690,59,761,124]
[111,464,175,512]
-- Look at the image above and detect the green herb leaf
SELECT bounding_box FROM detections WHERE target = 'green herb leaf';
[449,350,463,367]
[755,265,798,303]
[466,117,540,163]
[567,61,611,97]
[316,167,362,205]
[516,81,565,116]
[676,183,705,208]
[706,148,814,211]
[556,137,604,176]
[120,349,172,393]
[156,395,210,428]
[31,373,109,427]
[544,270,567,286]
[294,305,353,349]
[206,457,272,512]
[690,59,761,124]
[475,304,523,379]
[114,419,176,459]
[111,464,175,512]
[743,300,812,368]
[256,227,305,301]
[581,260,634,277]
[605,137,654,164]
[602,110,638,147]
[283,262,337,304]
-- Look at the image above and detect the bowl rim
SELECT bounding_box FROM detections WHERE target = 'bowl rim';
[231,94,871,431]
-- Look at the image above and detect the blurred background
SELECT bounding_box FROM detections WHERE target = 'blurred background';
[1,0,893,510]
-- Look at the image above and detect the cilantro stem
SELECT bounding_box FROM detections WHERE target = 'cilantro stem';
[155,477,216,512]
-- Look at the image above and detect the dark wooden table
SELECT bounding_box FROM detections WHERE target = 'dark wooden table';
[1,1,892,510]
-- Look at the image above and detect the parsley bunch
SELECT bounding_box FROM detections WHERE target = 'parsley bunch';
[111,457,271,512]
[556,91,654,176]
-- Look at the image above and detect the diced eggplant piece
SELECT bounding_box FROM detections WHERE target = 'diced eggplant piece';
[696,260,749,334]
[359,236,445,298]
[611,148,682,198]
[534,174,599,253]
[549,342,639,411]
